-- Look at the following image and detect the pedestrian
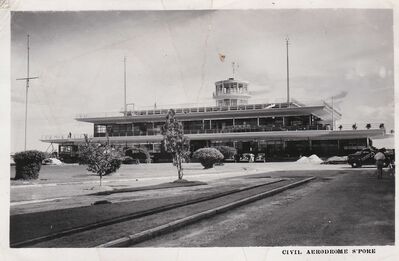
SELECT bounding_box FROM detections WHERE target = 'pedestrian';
[68,132,72,138]
[374,148,386,179]
[249,153,254,163]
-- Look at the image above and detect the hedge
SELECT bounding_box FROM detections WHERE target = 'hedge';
[192,148,224,169]
[213,146,237,161]
[13,150,46,180]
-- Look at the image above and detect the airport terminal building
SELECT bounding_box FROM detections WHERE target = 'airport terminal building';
[42,77,385,162]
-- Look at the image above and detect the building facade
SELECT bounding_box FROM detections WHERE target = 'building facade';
[42,78,385,162]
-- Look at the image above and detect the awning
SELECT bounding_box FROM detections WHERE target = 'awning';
[371,134,395,149]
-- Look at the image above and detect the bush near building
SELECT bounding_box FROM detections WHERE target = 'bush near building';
[193,148,224,169]
[213,146,237,161]
[121,156,139,164]
[125,147,151,163]
[13,150,46,180]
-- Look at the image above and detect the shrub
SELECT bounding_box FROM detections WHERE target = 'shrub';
[13,150,46,180]
[121,156,139,164]
[193,148,224,169]
[125,147,151,163]
[213,146,237,161]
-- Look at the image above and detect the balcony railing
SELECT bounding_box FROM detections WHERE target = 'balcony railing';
[42,122,385,141]
[94,125,349,137]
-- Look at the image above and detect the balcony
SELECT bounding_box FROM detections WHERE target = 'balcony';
[88,125,327,137]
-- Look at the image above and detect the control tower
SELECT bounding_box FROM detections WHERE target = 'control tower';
[213,77,251,106]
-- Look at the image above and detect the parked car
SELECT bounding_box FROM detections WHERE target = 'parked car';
[347,148,394,168]
[240,153,255,162]
[255,153,266,162]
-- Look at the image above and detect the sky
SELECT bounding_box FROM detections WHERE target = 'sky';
[10,9,394,153]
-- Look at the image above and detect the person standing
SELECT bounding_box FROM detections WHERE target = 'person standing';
[374,148,386,179]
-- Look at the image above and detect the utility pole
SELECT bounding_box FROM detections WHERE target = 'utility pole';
[123,56,127,116]
[16,34,38,150]
[232,62,236,79]
[286,37,290,107]
[331,96,334,130]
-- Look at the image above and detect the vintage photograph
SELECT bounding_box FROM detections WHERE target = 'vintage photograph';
[9,9,395,248]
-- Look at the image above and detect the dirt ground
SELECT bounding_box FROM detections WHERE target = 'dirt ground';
[136,168,395,247]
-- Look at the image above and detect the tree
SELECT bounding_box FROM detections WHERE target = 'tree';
[366,123,371,130]
[338,125,343,131]
[379,123,385,129]
[161,109,190,180]
[352,123,357,130]
[78,135,122,186]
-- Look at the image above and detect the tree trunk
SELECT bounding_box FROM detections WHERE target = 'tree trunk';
[176,154,183,180]
[100,175,102,187]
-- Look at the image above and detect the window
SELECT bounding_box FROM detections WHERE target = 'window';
[60,146,72,153]
[96,125,107,133]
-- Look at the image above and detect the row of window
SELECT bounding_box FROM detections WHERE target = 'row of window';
[215,83,248,95]
[94,116,320,137]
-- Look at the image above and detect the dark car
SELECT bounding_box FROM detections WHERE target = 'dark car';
[347,148,394,168]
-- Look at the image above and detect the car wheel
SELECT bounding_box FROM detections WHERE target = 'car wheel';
[383,161,389,168]
[351,162,361,168]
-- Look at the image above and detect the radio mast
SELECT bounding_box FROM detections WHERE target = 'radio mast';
[16,34,39,150]
[123,56,127,116]
[286,37,290,106]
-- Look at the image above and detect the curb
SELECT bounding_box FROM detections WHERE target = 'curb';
[97,176,316,247]
[11,179,284,247]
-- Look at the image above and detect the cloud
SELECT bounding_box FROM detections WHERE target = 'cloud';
[332,91,348,100]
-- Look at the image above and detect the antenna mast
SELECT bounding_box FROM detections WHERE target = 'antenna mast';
[331,96,334,130]
[286,37,290,106]
[16,34,38,150]
[124,56,127,116]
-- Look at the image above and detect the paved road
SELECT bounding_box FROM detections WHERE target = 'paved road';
[136,169,395,246]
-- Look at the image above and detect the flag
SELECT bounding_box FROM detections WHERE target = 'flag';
[218,53,226,62]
